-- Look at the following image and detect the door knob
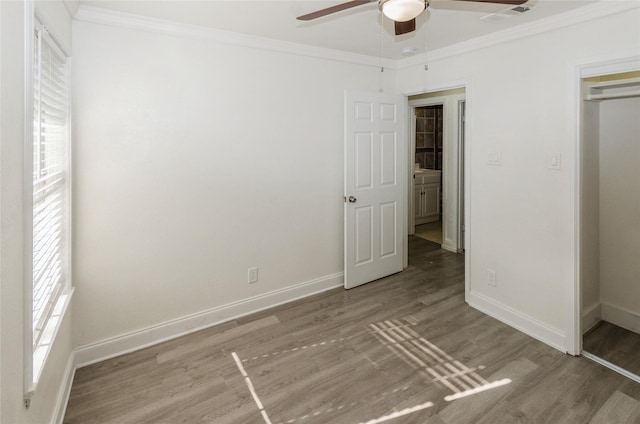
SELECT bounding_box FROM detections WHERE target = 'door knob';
[348,196,357,203]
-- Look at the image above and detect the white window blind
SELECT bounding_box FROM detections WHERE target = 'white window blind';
[32,24,69,352]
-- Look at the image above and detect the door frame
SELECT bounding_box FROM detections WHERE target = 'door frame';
[403,80,471,301]
[457,100,466,251]
[569,54,640,356]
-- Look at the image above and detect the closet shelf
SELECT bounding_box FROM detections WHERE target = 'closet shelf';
[584,77,640,101]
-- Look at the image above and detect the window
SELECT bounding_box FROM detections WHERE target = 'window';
[28,20,71,392]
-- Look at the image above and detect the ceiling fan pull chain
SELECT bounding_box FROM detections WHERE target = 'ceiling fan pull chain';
[380,17,384,74]
[423,16,429,89]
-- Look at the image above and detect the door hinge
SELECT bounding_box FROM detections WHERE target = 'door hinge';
[462,224,466,232]
[24,391,34,409]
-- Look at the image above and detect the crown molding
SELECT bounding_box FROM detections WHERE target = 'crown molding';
[63,0,79,18]
[397,0,640,70]
[73,5,397,70]
[73,1,638,72]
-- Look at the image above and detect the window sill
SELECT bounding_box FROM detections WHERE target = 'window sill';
[31,287,74,390]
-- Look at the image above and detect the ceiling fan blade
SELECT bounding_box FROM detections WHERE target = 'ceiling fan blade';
[395,19,416,35]
[297,0,374,21]
[452,0,528,4]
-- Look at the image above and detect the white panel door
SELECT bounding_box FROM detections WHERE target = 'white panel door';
[344,91,406,289]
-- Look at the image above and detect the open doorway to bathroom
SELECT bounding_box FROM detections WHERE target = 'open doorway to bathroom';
[408,89,465,253]
[414,104,443,244]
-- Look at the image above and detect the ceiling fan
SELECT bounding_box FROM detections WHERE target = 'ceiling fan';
[297,0,529,36]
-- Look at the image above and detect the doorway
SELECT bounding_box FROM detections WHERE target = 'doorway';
[414,104,444,244]
[408,89,466,253]
[579,70,640,381]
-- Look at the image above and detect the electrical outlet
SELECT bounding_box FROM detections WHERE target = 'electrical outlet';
[487,269,497,287]
[248,267,258,284]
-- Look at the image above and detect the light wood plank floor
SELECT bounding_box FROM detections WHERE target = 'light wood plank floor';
[414,221,442,245]
[584,321,640,378]
[64,237,640,424]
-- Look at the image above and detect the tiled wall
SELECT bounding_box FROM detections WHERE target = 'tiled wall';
[415,105,443,170]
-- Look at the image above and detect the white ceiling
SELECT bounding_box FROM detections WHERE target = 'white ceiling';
[75,0,596,60]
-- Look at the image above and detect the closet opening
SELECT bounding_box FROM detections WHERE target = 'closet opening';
[579,70,640,382]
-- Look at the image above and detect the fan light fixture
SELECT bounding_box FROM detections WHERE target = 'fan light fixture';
[379,0,427,22]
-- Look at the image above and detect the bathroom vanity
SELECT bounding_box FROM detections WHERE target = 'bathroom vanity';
[414,169,441,225]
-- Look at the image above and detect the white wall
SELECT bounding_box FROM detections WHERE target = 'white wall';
[0,2,74,423]
[72,18,396,352]
[599,96,640,332]
[397,6,640,350]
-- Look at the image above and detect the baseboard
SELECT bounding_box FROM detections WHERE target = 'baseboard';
[441,242,458,253]
[53,351,75,424]
[74,273,343,368]
[601,302,640,334]
[468,291,566,353]
[581,302,602,334]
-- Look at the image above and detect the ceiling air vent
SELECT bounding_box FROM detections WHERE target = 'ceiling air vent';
[480,5,531,22]
[401,47,419,56]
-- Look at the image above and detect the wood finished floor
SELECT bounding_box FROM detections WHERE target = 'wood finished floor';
[64,237,640,424]
[584,321,640,377]
[414,221,442,245]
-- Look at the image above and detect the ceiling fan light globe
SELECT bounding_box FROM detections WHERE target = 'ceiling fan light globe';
[379,0,426,22]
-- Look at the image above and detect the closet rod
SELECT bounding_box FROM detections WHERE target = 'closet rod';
[584,90,640,101]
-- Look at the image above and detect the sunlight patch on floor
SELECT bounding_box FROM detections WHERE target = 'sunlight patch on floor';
[232,317,512,424]
[358,401,435,424]
[369,318,511,400]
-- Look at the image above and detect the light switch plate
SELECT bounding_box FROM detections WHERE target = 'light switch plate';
[488,151,502,166]
[546,154,561,170]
